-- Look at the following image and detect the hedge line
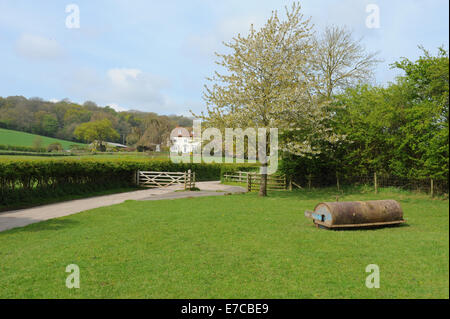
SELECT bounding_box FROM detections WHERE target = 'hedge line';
[0,158,258,207]
[0,144,46,153]
[0,151,72,157]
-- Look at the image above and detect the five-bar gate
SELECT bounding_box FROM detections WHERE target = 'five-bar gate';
[136,170,195,189]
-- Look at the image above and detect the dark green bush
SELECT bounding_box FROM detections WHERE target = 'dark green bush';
[47,142,63,152]
[219,164,259,182]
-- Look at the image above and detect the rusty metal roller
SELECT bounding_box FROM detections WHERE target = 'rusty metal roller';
[304,200,406,229]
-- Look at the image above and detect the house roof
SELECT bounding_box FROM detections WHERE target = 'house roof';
[170,126,192,138]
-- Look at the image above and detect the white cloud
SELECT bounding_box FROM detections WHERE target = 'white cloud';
[107,68,142,87]
[15,34,64,60]
[105,68,169,107]
[66,67,179,112]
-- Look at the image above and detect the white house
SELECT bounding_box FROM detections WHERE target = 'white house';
[170,126,200,154]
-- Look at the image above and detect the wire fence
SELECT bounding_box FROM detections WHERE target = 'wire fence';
[222,170,449,197]
[291,172,449,197]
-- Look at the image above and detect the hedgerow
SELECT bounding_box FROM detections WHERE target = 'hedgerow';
[0,151,72,157]
[0,158,257,207]
[0,144,46,153]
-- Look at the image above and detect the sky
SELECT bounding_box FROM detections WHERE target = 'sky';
[0,0,448,116]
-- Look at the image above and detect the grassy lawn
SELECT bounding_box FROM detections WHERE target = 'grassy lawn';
[0,128,86,149]
[0,188,448,298]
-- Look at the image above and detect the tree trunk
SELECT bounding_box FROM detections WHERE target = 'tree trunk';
[259,163,268,197]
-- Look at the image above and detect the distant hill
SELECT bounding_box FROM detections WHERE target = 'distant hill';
[0,95,193,147]
[0,128,86,150]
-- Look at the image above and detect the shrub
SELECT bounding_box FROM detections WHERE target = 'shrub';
[47,142,63,152]
[32,137,44,152]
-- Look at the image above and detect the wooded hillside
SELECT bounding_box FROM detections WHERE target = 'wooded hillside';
[0,97,193,149]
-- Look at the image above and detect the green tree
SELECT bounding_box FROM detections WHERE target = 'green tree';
[32,136,44,152]
[333,84,395,175]
[332,47,449,181]
[63,106,92,125]
[41,114,59,136]
[74,119,120,151]
[390,46,449,179]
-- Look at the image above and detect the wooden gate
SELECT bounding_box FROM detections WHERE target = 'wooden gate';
[223,171,253,183]
[247,173,287,192]
[136,170,195,189]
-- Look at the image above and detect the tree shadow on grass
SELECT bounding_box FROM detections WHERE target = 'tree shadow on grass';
[1,218,80,234]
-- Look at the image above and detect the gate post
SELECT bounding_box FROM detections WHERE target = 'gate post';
[430,178,434,198]
[374,172,378,194]
[188,169,192,189]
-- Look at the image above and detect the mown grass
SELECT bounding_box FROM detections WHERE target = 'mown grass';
[0,187,448,298]
[0,128,85,149]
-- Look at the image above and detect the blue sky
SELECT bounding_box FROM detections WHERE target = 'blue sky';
[0,0,448,115]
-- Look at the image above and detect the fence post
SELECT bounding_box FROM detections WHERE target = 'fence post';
[193,172,196,189]
[188,169,191,189]
[430,178,434,198]
[374,172,378,194]
[247,174,251,192]
[289,178,292,191]
[336,171,340,191]
[184,171,187,190]
[136,170,140,186]
[239,171,242,182]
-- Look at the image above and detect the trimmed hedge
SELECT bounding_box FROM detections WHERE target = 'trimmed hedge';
[0,144,46,153]
[219,164,259,182]
[0,151,72,157]
[0,158,257,207]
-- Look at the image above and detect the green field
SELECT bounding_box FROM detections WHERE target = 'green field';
[0,187,448,298]
[0,128,86,149]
